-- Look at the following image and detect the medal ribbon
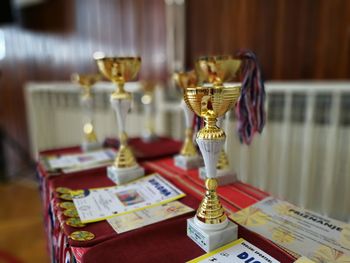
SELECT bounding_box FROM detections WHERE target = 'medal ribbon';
[235,49,266,145]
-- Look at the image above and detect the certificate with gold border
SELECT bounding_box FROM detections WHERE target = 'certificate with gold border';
[230,197,350,262]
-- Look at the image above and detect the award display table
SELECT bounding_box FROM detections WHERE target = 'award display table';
[37,146,296,263]
[104,137,182,161]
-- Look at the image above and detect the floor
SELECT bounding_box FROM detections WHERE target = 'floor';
[0,179,49,263]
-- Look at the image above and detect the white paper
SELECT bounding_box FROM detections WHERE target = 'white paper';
[47,149,116,171]
[72,174,185,223]
[107,201,194,233]
[187,238,280,263]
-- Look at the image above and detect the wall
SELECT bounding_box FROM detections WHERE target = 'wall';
[186,0,350,79]
[0,0,166,177]
[1,0,350,177]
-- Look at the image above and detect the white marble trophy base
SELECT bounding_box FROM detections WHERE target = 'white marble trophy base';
[199,167,237,186]
[81,141,102,152]
[187,217,238,252]
[174,155,203,170]
[107,165,145,184]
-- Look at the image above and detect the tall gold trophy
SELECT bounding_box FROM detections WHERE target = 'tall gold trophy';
[173,71,203,170]
[196,62,237,185]
[71,73,101,151]
[141,81,157,142]
[95,56,145,184]
[185,56,242,252]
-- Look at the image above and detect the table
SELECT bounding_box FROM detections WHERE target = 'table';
[37,142,296,263]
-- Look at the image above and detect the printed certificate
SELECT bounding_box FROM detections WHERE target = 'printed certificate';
[107,201,194,233]
[187,238,279,263]
[72,173,186,223]
[230,197,350,262]
[294,257,315,263]
[43,148,116,173]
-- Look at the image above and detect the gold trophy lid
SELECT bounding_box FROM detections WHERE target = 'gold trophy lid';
[195,55,242,85]
[94,55,141,83]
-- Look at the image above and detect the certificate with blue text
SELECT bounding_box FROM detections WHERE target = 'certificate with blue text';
[72,173,185,223]
[187,238,279,263]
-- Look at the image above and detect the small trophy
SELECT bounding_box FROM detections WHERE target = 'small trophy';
[95,56,145,184]
[71,73,101,152]
[141,81,157,142]
[173,71,203,170]
[197,82,237,184]
[185,55,242,252]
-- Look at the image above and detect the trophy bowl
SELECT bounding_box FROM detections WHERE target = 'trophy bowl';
[173,70,197,89]
[95,56,141,83]
[195,55,242,84]
[71,73,101,87]
[184,84,241,120]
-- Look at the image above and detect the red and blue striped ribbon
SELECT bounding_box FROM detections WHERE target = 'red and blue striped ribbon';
[235,50,266,145]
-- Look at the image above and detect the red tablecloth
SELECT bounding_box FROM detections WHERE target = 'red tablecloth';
[104,137,182,160]
[38,147,296,263]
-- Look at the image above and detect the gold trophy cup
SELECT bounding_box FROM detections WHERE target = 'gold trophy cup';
[196,57,240,185]
[71,73,101,151]
[173,71,203,170]
[95,56,145,184]
[185,55,242,252]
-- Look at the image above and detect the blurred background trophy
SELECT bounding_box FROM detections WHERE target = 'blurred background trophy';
[185,56,242,252]
[71,73,101,152]
[141,81,158,142]
[196,60,237,185]
[95,56,145,184]
[173,71,203,170]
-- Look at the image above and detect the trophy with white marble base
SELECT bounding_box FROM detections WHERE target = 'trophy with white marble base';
[185,56,242,252]
[95,56,144,184]
[173,71,203,170]
[72,73,102,152]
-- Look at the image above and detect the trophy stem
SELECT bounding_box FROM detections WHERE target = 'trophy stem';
[81,90,98,144]
[82,85,91,98]
[216,116,229,169]
[110,96,136,168]
[180,100,197,156]
[142,96,157,142]
[196,178,227,225]
[180,128,197,156]
[117,82,125,94]
[83,122,98,143]
[195,118,227,226]
[217,149,230,170]
[197,117,224,140]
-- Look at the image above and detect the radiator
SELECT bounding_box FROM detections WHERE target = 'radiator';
[25,81,350,222]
